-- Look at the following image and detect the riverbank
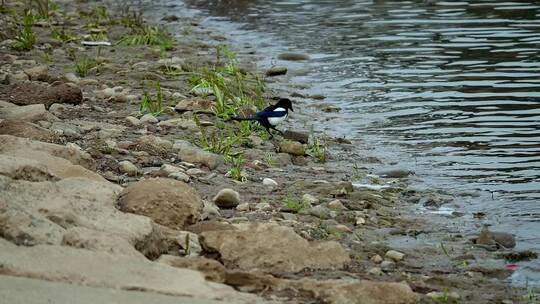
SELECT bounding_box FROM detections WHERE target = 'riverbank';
[0,0,535,303]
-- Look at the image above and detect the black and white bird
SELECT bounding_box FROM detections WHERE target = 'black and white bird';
[232,98,293,138]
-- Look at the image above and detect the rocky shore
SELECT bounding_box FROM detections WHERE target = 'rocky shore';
[0,0,536,303]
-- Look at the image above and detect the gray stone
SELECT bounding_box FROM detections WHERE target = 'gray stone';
[262,177,278,188]
[200,223,350,272]
[126,116,141,126]
[64,72,80,84]
[118,178,203,230]
[277,53,310,61]
[174,140,224,170]
[118,160,138,176]
[255,202,272,212]
[140,113,158,124]
[24,65,48,81]
[266,66,287,76]
[279,140,305,156]
[236,203,250,212]
[385,250,405,261]
[213,189,241,208]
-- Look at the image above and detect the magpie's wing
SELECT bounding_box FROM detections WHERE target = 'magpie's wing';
[256,110,287,118]
[262,103,278,112]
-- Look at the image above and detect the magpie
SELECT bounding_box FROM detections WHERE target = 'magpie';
[232,98,293,138]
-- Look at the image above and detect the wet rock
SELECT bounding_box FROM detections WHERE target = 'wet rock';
[118,178,203,230]
[213,188,241,208]
[62,227,144,258]
[24,65,49,81]
[279,140,305,156]
[125,116,141,126]
[200,223,350,272]
[385,250,405,261]
[266,66,287,76]
[496,250,538,262]
[118,160,138,176]
[236,203,250,212]
[140,113,158,124]
[158,255,226,283]
[174,140,224,170]
[0,240,259,302]
[0,82,83,108]
[135,135,173,156]
[262,177,278,188]
[476,226,516,249]
[379,168,413,178]
[277,53,310,61]
[283,130,309,144]
[174,98,213,114]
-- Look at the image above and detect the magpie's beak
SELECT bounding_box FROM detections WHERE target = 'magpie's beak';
[290,106,294,112]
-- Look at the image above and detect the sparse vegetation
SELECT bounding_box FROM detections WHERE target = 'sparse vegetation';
[308,136,327,163]
[230,154,245,182]
[283,193,309,213]
[74,56,98,77]
[51,27,78,43]
[12,12,36,51]
[119,25,175,51]
[140,81,164,115]
[432,288,450,304]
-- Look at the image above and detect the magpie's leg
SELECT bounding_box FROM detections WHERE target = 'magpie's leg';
[265,127,274,139]
[270,126,283,135]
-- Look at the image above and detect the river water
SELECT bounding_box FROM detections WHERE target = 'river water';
[145,0,540,285]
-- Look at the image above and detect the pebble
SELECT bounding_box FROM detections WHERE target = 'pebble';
[186,168,206,176]
[371,254,383,264]
[100,87,115,99]
[328,199,346,210]
[213,188,241,208]
[169,171,190,182]
[266,66,287,76]
[118,160,138,176]
[277,53,310,61]
[307,205,331,219]
[202,200,220,219]
[140,113,158,124]
[333,224,352,233]
[427,291,460,301]
[236,203,250,212]
[262,177,278,188]
[368,267,383,276]
[281,213,297,221]
[64,72,80,84]
[279,140,305,156]
[255,202,272,211]
[302,194,319,206]
[380,260,395,271]
[24,65,48,81]
[356,217,366,225]
[385,250,405,261]
[125,116,141,126]
[49,103,66,116]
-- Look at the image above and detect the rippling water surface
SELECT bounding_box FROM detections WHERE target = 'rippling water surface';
[149,0,540,283]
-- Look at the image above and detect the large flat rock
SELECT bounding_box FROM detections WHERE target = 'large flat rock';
[200,223,350,273]
[0,240,260,303]
[0,275,230,304]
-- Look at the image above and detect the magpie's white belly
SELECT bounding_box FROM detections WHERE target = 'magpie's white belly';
[268,114,287,126]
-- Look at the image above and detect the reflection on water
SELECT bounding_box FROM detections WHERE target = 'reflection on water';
[171,0,540,283]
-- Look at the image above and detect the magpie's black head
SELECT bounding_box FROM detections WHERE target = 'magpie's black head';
[277,98,294,112]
